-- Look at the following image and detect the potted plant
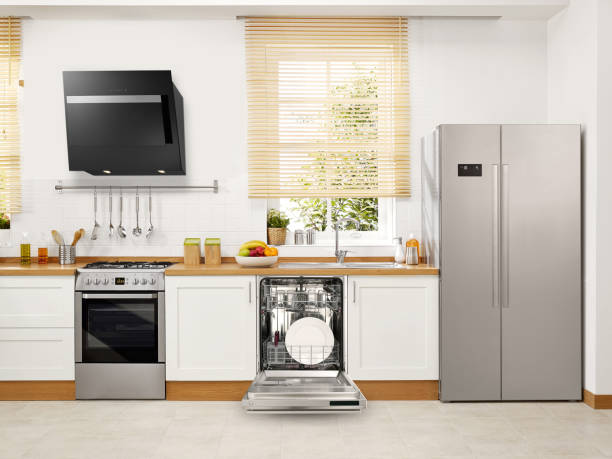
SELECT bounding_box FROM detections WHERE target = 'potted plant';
[267,209,289,245]
[0,213,9,230]
[0,213,10,248]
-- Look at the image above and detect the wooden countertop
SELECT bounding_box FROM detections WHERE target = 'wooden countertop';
[0,262,85,276]
[165,262,439,276]
[0,259,439,276]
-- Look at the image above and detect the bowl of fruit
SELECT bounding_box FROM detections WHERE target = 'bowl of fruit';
[235,240,279,267]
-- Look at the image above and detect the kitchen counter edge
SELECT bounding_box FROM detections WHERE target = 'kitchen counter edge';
[165,262,439,276]
[0,262,85,275]
[0,261,439,276]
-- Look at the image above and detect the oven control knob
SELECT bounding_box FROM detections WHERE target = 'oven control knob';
[141,278,148,285]
[102,278,109,285]
[150,278,156,285]
[94,278,101,286]
[85,278,92,286]
[133,278,139,285]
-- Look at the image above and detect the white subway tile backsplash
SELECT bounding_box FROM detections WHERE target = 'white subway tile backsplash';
[1,178,268,258]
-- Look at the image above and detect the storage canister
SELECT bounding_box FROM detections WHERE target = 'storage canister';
[204,238,221,265]
[184,238,201,266]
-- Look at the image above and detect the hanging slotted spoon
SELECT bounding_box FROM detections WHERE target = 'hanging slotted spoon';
[117,187,127,239]
[132,186,142,237]
[145,187,154,239]
[91,187,100,240]
[108,187,115,239]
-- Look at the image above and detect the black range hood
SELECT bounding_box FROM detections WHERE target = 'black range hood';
[63,70,185,175]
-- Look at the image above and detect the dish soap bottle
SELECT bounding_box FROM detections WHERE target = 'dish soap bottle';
[393,237,405,264]
[406,234,420,261]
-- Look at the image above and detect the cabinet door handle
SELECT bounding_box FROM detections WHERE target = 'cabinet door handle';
[249,281,252,304]
[353,281,356,303]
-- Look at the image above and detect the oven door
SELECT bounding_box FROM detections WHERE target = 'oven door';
[242,370,366,413]
[75,293,165,364]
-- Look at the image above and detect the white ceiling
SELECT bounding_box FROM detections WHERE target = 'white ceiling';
[0,0,569,20]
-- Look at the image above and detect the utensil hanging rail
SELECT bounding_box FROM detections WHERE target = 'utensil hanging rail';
[55,180,219,193]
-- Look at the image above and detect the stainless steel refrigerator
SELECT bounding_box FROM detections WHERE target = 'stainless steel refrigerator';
[422,124,582,401]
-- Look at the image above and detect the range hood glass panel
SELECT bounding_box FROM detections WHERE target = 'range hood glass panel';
[66,98,171,147]
[63,70,185,175]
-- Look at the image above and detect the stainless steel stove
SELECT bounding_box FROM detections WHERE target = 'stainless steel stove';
[74,261,173,399]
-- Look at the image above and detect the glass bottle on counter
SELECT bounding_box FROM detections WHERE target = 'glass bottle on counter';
[37,247,48,264]
[393,236,405,264]
[20,232,31,265]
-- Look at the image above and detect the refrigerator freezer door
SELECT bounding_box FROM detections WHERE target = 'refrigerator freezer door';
[439,124,502,401]
[500,124,581,400]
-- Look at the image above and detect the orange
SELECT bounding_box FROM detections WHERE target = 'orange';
[264,247,278,257]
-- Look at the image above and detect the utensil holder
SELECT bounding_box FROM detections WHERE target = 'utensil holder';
[59,245,76,265]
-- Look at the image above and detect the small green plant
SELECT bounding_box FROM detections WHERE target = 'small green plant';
[267,209,290,228]
[0,213,9,229]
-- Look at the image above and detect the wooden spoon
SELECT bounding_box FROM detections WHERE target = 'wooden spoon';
[71,228,85,246]
[51,230,64,246]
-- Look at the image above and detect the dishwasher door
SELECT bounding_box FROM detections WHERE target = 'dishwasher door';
[242,370,366,412]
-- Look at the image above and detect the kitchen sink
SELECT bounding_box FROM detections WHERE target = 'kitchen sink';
[278,262,399,269]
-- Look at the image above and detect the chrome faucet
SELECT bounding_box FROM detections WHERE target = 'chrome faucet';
[335,217,360,263]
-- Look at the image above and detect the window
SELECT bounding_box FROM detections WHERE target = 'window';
[279,196,394,243]
[245,17,410,199]
[0,17,21,215]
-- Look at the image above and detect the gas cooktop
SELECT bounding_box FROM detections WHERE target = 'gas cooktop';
[82,261,174,270]
[76,261,173,291]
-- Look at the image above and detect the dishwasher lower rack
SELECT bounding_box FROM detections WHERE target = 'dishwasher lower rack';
[265,339,340,369]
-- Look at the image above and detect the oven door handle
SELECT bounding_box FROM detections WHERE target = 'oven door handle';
[81,293,158,299]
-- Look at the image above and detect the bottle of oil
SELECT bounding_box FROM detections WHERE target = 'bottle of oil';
[20,232,31,265]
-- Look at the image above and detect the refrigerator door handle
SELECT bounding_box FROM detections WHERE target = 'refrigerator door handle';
[501,164,510,308]
[492,164,500,309]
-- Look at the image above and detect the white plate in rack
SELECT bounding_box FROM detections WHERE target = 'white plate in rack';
[285,317,334,365]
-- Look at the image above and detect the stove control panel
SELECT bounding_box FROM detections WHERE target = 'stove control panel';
[75,271,165,291]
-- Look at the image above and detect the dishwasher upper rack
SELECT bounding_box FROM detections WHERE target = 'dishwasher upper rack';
[262,294,341,312]
[261,284,343,313]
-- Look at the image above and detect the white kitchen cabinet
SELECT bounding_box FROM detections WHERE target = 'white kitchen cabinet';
[0,276,75,380]
[347,275,439,380]
[165,275,257,381]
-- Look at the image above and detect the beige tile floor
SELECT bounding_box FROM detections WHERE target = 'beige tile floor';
[1,401,611,459]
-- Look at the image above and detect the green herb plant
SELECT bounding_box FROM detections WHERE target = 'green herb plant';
[267,209,290,229]
[0,213,9,230]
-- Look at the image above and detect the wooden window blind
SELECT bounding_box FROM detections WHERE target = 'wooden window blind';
[0,17,21,213]
[245,17,410,198]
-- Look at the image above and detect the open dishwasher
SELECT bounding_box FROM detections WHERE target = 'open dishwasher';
[242,276,366,412]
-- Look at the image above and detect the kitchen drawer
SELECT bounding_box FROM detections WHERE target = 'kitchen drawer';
[0,328,75,380]
[0,276,74,327]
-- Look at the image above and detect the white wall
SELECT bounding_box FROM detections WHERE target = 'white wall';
[0,15,548,259]
[408,16,548,244]
[595,0,612,395]
[547,0,598,393]
[548,0,612,395]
